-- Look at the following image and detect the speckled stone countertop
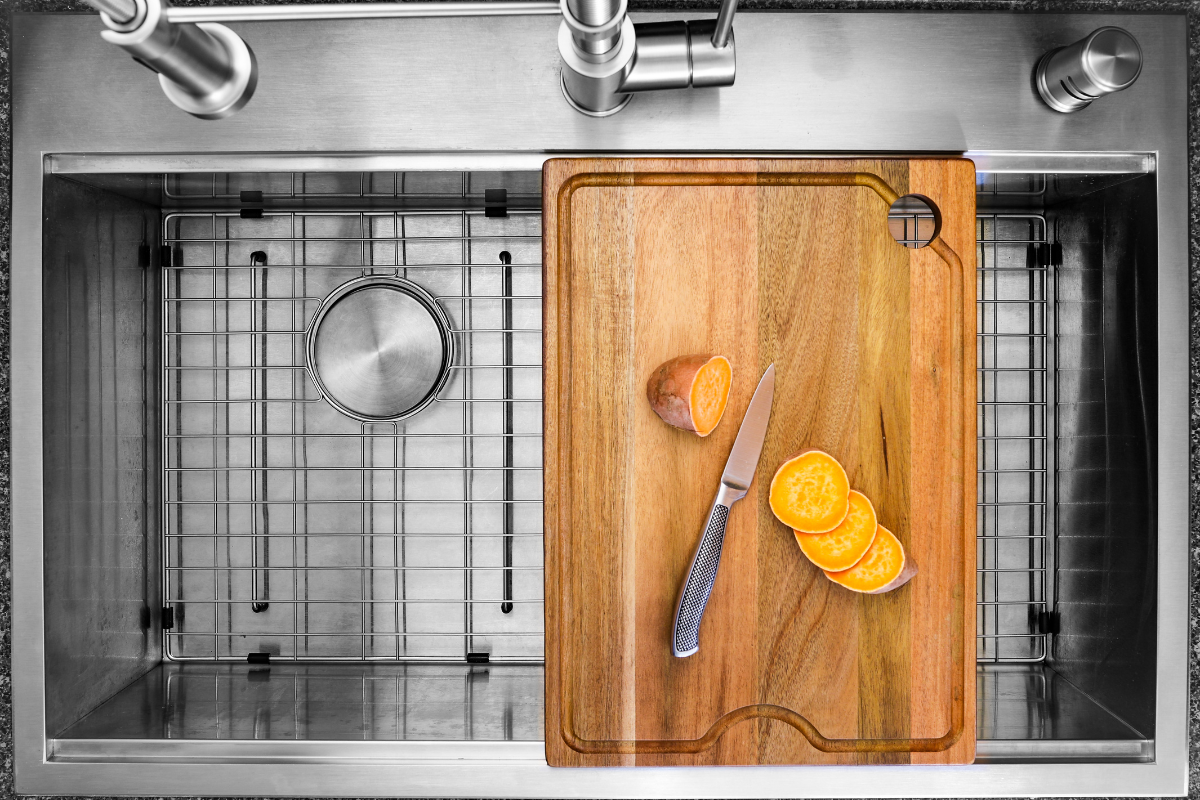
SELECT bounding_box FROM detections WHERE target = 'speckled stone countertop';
[0,1,1195,798]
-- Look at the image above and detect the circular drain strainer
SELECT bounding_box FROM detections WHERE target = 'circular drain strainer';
[306,276,455,422]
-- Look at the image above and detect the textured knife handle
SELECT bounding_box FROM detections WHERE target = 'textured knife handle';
[672,502,731,657]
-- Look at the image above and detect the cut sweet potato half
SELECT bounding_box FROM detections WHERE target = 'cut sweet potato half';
[646,354,732,437]
[794,490,878,571]
[769,449,850,533]
[824,524,917,594]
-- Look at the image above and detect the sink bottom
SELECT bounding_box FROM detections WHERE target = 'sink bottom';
[54,662,1148,764]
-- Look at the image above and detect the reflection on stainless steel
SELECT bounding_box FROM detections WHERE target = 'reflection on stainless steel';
[54,662,1154,763]
[50,737,547,762]
[307,277,454,422]
[976,663,1143,741]
[976,738,1153,762]
[92,0,257,119]
[976,667,1153,764]
[58,663,543,742]
[12,10,1188,795]
[1036,27,1143,113]
[975,664,1152,760]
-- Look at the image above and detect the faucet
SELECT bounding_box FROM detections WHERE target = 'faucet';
[558,0,739,115]
[82,0,737,119]
[83,0,258,119]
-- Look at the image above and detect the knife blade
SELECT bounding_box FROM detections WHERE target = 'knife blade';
[671,363,775,658]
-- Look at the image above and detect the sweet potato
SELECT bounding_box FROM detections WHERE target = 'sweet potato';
[768,449,850,533]
[646,354,732,437]
[823,524,917,594]
[794,490,878,571]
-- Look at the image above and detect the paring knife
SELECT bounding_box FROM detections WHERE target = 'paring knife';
[672,363,776,658]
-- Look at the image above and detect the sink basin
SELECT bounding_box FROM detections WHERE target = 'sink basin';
[11,9,1187,797]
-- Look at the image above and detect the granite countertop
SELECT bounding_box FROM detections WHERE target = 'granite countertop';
[0,0,1195,797]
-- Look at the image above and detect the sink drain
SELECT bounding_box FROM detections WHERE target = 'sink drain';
[305,275,455,422]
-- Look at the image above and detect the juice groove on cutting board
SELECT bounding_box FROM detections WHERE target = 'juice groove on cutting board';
[543,159,977,766]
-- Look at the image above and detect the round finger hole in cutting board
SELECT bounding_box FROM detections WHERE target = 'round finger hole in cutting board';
[887,194,941,248]
[306,276,455,422]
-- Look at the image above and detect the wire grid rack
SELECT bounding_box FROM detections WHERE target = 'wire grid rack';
[976,212,1051,662]
[162,180,543,663]
[163,173,1050,667]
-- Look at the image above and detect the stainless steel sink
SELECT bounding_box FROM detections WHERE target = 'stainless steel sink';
[11,9,1187,797]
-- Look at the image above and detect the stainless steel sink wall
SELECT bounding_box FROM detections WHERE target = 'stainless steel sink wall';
[41,175,163,738]
[12,10,1188,798]
[1048,174,1159,741]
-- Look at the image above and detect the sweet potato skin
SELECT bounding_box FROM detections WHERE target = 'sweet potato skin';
[646,354,725,436]
[823,525,917,594]
[862,559,918,594]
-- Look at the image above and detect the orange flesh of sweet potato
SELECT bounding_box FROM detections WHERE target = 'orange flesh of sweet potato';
[794,490,878,571]
[690,357,732,435]
[823,524,917,594]
[768,449,850,533]
[646,355,732,437]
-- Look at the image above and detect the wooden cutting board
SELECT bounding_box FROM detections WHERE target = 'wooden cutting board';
[543,158,976,766]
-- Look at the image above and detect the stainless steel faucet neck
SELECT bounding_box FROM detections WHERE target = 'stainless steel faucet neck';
[562,0,621,53]
[565,0,618,27]
[711,0,737,48]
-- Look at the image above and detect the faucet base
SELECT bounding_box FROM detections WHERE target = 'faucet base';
[157,23,258,120]
[559,69,634,117]
[557,16,636,115]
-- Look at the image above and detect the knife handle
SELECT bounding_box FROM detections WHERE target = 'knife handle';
[673,488,740,658]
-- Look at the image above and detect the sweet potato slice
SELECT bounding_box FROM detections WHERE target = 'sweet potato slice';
[794,490,878,571]
[824,524,917,594]
[646,354,732,437]
[769,449,850,533]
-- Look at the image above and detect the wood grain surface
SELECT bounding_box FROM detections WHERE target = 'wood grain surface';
[543,159,976,766]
